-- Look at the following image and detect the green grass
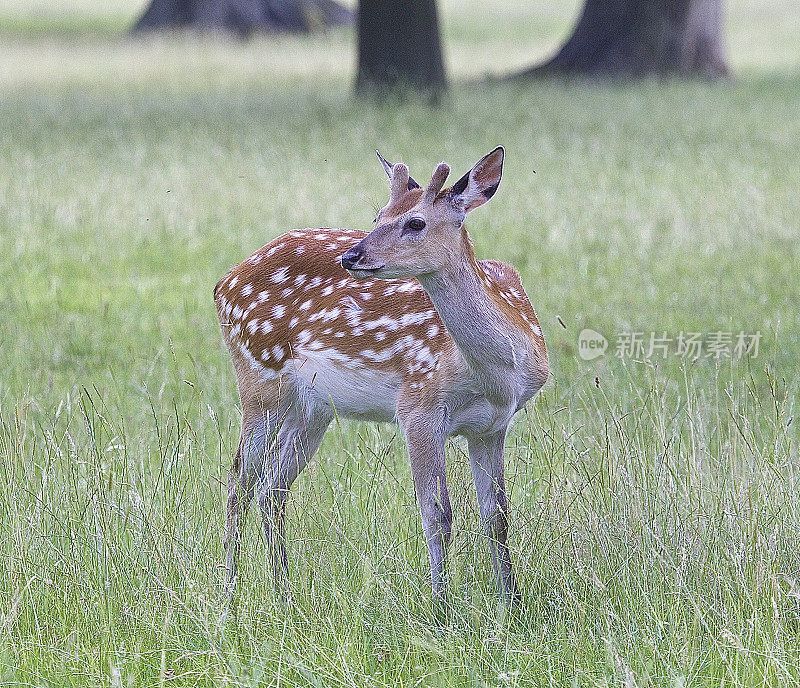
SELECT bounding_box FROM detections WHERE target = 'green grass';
[1,1,800,685]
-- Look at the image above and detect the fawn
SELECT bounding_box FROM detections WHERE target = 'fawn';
[215,147,549,605]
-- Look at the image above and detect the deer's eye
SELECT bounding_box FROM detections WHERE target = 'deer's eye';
[406,218,426,231]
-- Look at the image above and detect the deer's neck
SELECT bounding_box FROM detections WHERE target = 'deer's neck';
[417,230,521,370]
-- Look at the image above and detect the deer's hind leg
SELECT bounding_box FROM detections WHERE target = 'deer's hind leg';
[225,377,332,597]
[256,379,333,590]
[224,398,279,600]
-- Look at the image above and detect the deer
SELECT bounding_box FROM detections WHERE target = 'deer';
[214,147,549,606]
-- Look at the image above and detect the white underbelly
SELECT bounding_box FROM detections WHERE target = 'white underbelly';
[291,349,400,422]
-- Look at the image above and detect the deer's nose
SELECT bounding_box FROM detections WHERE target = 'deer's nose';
[341,246,364,270]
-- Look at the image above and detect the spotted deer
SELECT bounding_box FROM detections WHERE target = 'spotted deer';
[215,147,548,605]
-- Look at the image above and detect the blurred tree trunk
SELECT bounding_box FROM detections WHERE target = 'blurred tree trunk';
[132,0,353,35]
[355,0,447,96]
[514,0,727,79]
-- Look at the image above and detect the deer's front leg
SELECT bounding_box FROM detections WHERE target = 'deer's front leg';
[467,430,521,606]
[405,422,452,603]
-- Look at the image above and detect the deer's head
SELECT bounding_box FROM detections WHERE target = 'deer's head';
[342,147,504,279]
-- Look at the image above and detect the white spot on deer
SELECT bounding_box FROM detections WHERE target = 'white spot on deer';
[261,349,271,361]
[321,286,334,297]
[249,253,262,265]
[272,304,286,319]
[416,346,437,369]
[326,243,337,250]
[241,283,253,297]
[359,292,372,300]
[364,315,400,332]
[375,331,386,341]
[361,348,393,363]
[297,330,312,345]
[271,267,290,284]
[229,276,239,289]
[260,320,273,334]
[397,281,422,293]
[281,287,293,297]
[293,274,307,286]
[343,296,362,312]
[387,334,415,354]
[295,245,306,255]
[399,312,430,327]
[314,233,329,240]
[232,305,243,321]
[427,324,440,338]
[257,290,270,302]
[345,307,363,327]
[306,276,322,291]
[289,317,299,328]
[246,319,260,335]
[272,346,285,362]
[299,299,313,311]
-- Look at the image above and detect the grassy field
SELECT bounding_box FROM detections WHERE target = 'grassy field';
[1,1,799,685]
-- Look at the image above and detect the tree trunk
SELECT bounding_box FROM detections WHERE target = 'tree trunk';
[513,0,727,80]
[355,0,447,96]
[132,0,353,35]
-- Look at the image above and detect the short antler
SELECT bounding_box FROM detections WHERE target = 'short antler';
[424,162,450,203]
[390,163,410,201]
[377,150,421,192]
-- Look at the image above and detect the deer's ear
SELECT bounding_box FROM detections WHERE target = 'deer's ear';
[448,146,504,213]
[376,150,394,179]
[376,150,421,190]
